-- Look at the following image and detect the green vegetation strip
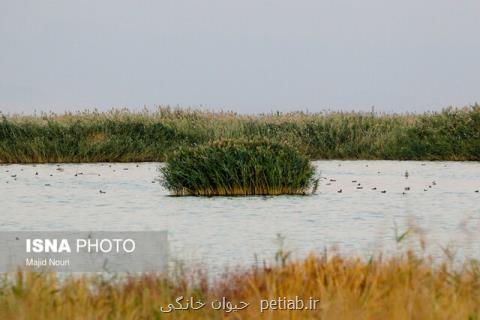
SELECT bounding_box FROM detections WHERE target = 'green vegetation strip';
[161,140,315,196]
[0,105,479,163]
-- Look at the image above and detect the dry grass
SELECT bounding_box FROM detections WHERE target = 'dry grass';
[1,251,479,319]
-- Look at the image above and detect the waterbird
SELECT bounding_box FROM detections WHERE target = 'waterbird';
[35,172,38,176]
[352,180,357,183]
[49,174,53,177]
[432,181,437,185]
[404,170,409,178]
[371,187,377,190]
[56,167,64,172]
[381,190,387,193]
[356,186,363,190]
[99,190,106,194]
[476,190,479,193]
[424,188,428,191]
[329,179,336,182]
[404,187,410,191]
[326,183,331,186]
[44,184,51,186]
[311,178,320,195]
[337,189,342,193]
[11,174,16,178]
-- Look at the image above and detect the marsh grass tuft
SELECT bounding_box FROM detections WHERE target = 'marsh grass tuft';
[160,139,315,196]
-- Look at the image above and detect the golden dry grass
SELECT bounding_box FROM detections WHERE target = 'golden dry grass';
[1,251,479,319]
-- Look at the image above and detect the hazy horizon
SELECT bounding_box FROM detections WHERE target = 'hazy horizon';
[1,0,479,115]
[1,104,479,117]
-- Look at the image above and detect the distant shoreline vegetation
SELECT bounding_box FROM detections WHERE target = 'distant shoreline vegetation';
[0,105,479,163]
[161,140,315,196]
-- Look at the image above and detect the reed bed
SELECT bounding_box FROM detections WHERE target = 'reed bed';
[160,139,315,196]
[0,105,479,163]
[1,251,479,319]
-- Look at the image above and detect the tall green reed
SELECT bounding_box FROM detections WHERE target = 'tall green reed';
[1,105,479,163]
[160,139,315,196]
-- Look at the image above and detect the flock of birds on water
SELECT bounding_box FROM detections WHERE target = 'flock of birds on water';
[321,172,442,195]
[318,163,480,195]
[2,164,155,194]
[2,163,480,195]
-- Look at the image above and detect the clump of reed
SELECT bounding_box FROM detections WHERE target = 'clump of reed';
[160,139,315,196]
[1,104,479,163]
[1,251,480,319]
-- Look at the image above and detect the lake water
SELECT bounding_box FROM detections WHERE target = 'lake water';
[1,161,479,271]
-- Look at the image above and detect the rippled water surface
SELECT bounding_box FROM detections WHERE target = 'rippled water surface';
[1,161,479,270]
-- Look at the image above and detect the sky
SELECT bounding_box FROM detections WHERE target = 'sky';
[1,0,479,114]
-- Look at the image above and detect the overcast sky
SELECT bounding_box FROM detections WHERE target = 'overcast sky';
[1,0,479,114]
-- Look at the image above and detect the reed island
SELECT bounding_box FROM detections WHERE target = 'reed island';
[160,139,315,196]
